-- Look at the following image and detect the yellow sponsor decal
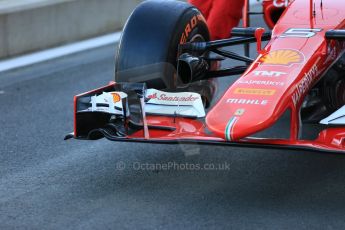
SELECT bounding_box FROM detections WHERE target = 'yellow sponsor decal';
[234,88,276,96]
[111,93,121,103]
[259,49,304,66]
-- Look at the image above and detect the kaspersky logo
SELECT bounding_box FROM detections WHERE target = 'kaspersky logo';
[258,49,304,66]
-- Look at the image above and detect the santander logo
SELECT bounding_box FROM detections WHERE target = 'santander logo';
[147,93,198,102]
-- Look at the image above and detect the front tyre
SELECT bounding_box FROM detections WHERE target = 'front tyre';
[115,0,210,89]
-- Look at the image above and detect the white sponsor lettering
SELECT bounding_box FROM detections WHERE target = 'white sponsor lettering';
[146,89,199,105]
[292,64,319,106]
[253,71,287,77]
[238,79,285,86]
[148,93,198,102]
[280,28,322,38]
[226,98,268,105]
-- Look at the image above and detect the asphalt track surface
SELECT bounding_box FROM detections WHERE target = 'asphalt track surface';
[2,26,345,230]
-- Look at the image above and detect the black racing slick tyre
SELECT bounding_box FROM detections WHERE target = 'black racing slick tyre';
[115,0,210,89]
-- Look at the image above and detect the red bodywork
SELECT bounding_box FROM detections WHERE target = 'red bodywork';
[72,0,345,153]
[208,0,345,141]
[189,0,245,40]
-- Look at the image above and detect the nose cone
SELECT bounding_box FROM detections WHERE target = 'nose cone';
[206,97,275,141]
[206,46,308,141]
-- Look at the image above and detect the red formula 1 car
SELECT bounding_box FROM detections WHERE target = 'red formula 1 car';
[66,0,345,153]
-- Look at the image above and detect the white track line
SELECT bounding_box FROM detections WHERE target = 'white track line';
[0,31,122,73]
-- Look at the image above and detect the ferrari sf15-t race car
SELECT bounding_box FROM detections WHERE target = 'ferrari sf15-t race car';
[66,0,345,153]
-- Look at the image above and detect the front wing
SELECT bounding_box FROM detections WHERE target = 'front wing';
[66,82,345,154]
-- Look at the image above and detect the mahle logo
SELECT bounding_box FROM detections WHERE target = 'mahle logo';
[226,98,268,105]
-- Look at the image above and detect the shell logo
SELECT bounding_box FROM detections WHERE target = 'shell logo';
[259,49,304,66]
[111,93,121,103]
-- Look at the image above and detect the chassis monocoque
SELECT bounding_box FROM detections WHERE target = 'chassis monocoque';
[66,0,345,153]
